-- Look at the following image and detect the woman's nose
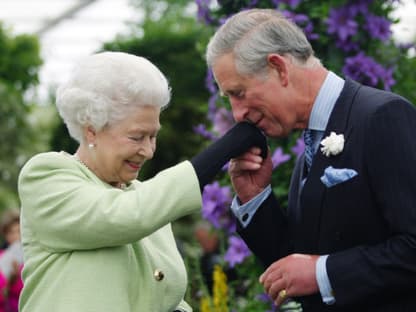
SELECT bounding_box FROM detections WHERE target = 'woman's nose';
[139,138,155,159]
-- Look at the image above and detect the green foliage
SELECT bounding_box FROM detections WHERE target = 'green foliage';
[0,24,42,91]
[49,116,78,154]
[0,24,43,210]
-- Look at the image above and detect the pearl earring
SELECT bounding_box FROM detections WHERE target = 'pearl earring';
[88,143,95,149]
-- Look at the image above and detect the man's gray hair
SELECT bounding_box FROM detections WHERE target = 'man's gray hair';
[206,9,316,76]
[56,51,171,143]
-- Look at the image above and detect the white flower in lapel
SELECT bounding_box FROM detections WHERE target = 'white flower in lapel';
[320,132,344,157]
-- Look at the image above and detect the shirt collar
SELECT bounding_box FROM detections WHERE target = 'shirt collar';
[308,71,345,131]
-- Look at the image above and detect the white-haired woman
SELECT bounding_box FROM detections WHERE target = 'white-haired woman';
[17,52,266,312]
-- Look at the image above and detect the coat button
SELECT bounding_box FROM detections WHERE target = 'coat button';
[154,269,164,281]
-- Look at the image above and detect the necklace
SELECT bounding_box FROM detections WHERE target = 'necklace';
[73,153,91,171]
[73,153,127,190]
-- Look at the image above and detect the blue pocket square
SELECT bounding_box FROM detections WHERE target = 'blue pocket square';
[320,166,358,188]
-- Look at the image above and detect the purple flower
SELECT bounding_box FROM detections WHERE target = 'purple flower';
[335,39,360,52]
[271,147,291,169]
[246,0,260,8]
[221,161,230,172]
[193,124,217,140]
[343,52,379,85]
[291,137,305,158]
[202,182,235,231]
[378,66,396,91]
[282,11,319,41]
[195,0,214,24]
[213,107,235,136]
[205,69,217,94]
[365,14,392,42]
[343,52,395,90]
[218,16,230,26]
[326,7,358,42]
[271,0,280,7]
[272,0,302,8]
[285,0,302,8]
[224,236,251,267]
[348,0,371,16]
[256,293,277,311]
[207,94,219,122]
[303,21,320,41]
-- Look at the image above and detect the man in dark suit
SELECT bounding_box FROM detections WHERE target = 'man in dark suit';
[205,8,416,312]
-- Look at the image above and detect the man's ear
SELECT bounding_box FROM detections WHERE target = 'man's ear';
[267,54,289,86]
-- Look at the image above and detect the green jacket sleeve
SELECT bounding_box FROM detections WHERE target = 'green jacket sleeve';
[18,152,201,252]
[174,299,193,312]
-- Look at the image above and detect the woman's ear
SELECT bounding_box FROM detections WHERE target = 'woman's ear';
[267,54,289,86]
[85,126,97,145]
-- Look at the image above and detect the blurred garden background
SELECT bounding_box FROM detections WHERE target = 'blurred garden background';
[0,0,415,311]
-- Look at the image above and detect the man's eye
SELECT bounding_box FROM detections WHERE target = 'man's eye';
[232,91,244,98]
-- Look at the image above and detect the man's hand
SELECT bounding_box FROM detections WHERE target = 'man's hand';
[259,253,320,306]
[228,147,273,203]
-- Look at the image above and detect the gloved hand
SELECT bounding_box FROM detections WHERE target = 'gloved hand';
[191,121,268,190]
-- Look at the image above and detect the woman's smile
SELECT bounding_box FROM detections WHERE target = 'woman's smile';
[125,160,141,171]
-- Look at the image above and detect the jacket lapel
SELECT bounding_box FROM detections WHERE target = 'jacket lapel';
[295,79,361,252]
[288,153,305,229]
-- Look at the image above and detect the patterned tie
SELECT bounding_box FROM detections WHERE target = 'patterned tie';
[303,129,315,172]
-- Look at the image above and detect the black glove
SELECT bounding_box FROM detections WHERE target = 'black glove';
[191,121,267,190]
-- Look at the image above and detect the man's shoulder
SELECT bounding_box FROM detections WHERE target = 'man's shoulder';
[342,80,413,116]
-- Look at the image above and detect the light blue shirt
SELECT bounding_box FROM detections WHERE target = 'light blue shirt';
[230,71,344,305]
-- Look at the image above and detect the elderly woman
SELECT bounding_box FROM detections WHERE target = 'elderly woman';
[17,52,266,312]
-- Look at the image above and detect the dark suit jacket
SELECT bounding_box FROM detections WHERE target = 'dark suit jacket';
[238,79,416,311]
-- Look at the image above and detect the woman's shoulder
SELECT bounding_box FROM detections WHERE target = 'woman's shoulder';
[20,151,77,176]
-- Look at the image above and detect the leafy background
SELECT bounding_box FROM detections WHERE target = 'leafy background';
[0,0,415,310]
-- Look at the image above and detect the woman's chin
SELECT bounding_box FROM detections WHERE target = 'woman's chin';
[126,171,139,182]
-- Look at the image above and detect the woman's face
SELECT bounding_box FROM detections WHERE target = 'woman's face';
[90,105,161,186]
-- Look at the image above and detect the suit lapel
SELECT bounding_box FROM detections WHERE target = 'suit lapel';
[296,79,361,252]
[288,153,305,228]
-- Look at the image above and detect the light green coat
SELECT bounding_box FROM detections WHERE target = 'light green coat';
[17,152,202,312]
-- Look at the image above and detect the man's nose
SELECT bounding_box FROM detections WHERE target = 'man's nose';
[230,99,248,122]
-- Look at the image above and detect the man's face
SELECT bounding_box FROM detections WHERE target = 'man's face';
[212,53,300,138]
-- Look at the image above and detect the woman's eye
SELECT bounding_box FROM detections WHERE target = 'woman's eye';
[129,136,144,142]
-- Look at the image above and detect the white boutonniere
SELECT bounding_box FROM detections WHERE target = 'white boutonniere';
[320,132,344,157]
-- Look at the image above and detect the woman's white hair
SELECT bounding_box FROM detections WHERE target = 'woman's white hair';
[206,9,318,76]
[56,51,171,143]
